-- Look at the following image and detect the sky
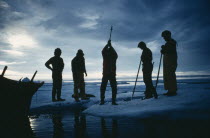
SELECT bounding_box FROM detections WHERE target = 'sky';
[0,0,210,80]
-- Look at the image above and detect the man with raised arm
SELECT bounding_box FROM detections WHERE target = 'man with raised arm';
[100,40,118,105]
[45,48,65,102]
[161,30,178,96]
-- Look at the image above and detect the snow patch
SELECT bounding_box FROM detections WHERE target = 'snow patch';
[83,87,210,119]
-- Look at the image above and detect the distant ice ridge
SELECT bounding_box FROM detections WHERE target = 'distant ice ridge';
[83,85,210,120]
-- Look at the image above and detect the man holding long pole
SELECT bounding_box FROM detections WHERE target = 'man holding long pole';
[138,41,157,99]
[100,26,118,105]
[161,30,178,96]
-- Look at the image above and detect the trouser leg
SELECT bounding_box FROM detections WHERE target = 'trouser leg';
[79,73,86,98]
[143,71,153,98]
[163,56,169,91]
[100,76,108,101]
[52,90,56,100]
[57,89,61,99]
[110,75,117,103]
[74,85,79,97]
[52,79,57,100]
[73,73,79,98]
[163,58,177,93]
[168,65,177,92]
[56,79,62,99]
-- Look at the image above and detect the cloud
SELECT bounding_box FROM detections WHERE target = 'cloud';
[76,12,100,29]
[0,60,26,65]
[7,31,37,49]
[176,71,210,76]
[147,40,161,53]
[0,0,9,8]
[1,50,24,56]
[0,0,210,79]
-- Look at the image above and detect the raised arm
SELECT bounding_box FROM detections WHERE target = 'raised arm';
[102,40,113,55]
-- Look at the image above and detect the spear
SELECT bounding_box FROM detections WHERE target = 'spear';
[109,26,113,40]
[155,54,162,90]
[132,61,142,99]
[30,70,37,82]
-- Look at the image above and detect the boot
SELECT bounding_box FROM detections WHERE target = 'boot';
[75,97,80,102]
[99,99,105,105]
[145,90,153,99]
[80,93,89,100]
[79,84,90,100]
[80,92,90,100]
[153,91,158,99]
[112,89,118,105]
[57,89,65,101]
[57,98,65,101]
[52,98,57,102]
[72,94,80,102]
[100,90,105,105]
[150,87,158,99]
[112,99,118,105]
[112,101,118,105]
[52,89,56,102]
[145,94,153,99]
[166,91,177,96]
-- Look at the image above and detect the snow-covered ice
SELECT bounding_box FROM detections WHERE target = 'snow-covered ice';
[30,76,210,120]
[83,83,210,119]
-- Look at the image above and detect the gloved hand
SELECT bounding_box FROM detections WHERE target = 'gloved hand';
[107,40,111,47]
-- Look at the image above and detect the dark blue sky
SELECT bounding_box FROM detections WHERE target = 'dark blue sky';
[0,0,210,79]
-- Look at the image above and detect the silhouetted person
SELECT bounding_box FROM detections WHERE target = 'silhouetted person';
[138,41,157,99]
[71,49,89,102]
[100,40,118,105]
[161,30,178,96]
[45,48,65,102]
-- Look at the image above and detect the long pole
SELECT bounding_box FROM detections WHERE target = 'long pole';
[155,54,163,89]
[109,26,113,40]
[132,60,142,98]
[1,66,8,77]
[31,70,37,82]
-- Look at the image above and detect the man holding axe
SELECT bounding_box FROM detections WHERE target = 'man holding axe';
[100,26,118,105]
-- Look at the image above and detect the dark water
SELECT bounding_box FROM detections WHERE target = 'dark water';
[29,109,210,138]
